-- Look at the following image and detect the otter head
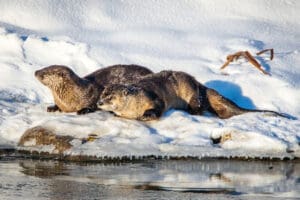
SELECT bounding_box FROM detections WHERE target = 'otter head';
[98,84,155,119]
[35,65,78,89]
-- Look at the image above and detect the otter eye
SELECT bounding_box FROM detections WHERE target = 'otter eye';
[104,92,110,98]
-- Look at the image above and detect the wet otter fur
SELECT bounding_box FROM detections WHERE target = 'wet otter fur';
[35,64,152,114]
[98,70,288,121]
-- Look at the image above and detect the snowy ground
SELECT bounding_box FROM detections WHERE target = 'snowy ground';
[0,0,300,159]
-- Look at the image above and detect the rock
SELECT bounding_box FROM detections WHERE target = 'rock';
[18,126,74,154]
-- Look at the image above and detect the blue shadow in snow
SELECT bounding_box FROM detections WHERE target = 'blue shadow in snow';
[250,39,264,50]
[19,35,49,42]
[20,35,28,41]
[205,80,256,110]
[41,37,49,42]
[256,56,271,74]
[146,125,173,144]
[248,39,271,74]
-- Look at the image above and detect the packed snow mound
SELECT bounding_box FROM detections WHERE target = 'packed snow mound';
[0,0,300,159]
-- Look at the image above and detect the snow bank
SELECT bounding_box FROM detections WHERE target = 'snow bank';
[0,0,300,159]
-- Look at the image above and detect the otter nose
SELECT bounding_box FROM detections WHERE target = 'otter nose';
[97,100,104,106]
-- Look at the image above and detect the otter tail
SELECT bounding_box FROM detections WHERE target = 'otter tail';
[205,88,293,119]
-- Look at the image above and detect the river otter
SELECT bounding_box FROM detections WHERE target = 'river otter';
[35,64,153,114]
[98,70,288,120]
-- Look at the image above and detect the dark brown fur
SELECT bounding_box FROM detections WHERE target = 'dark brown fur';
[98,70,288,120]
[35,65,152,114]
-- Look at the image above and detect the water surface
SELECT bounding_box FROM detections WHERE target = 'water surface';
[0,158,299,199]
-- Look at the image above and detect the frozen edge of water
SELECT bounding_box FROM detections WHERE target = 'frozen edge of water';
[1,148,298,162]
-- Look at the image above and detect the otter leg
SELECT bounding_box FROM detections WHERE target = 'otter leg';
[206,89,247,119]
[77,107,96,115]
[47,105,61,112]
[138,98,165,121]
[187,94,203,115]
[138,108,162,121]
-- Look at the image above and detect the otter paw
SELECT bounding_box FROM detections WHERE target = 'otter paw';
[138,109,159,121]
[47,105,60,112]
[77,108,95,115]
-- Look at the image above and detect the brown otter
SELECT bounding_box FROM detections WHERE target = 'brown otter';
[98,70,288,120]
[35,64,153,114]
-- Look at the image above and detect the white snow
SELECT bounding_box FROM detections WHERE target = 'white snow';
[0,0,300,159]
